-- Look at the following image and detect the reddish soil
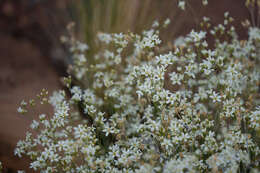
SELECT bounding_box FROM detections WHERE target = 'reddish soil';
[0,34,62,172]
[0,0,68,172]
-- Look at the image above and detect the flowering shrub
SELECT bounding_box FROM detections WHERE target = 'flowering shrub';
[14,2,260,173]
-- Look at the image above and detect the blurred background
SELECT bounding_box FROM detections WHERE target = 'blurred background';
[0,0,249,172]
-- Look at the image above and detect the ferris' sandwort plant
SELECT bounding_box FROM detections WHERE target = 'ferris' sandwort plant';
[14,1,260,173]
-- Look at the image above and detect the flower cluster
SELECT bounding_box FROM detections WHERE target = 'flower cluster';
[15,8,260,173]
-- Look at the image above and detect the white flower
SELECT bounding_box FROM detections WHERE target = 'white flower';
[77,42,89,52]
[17,170,25,173]
[70,41,89,52]
[163,154,199,173]
[70,86,82,102]
[178,0,186,10]
[17,107,24,113]
[74,124,92,140]
[202,0,208,6]
[170,72,184,85]
[174,36,185,47]
[30,120,39,129]
[248,106,260,130]
[187,30,207,42]
[136,90,143,99]
[209,91,221,103]
[75,54,87,65]
[164,18,171,27]
[98,33,112,44]
[152,20,159,28]
[21,100,27,106]
[49,91,65,108]
[103,123,117,136]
